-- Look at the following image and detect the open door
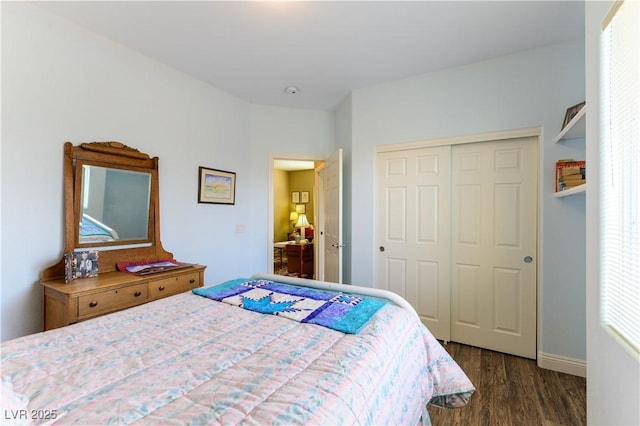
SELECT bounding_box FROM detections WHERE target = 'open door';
[269,151,342,282]
[321,149,343,283]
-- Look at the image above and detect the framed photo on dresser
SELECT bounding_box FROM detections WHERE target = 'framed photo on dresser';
[64,250,99,282]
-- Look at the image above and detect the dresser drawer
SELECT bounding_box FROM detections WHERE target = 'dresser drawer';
[149,272,200,299]
[78,283,148,318]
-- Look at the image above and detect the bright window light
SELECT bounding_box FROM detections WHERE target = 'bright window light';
[600,0,640,353]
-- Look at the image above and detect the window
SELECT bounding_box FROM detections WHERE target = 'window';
[600,0,639,353]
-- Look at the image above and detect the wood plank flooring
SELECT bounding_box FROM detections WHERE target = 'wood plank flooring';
[427,342,586,426]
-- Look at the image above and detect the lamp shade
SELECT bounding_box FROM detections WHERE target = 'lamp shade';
[295,214,309,228]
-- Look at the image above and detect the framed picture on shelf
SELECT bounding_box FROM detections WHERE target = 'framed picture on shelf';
[301,191,310,203]
[198,167,236,205]
[291,191,300,204]
[562,101,586,129]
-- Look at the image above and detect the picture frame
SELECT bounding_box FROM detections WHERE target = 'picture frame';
[295,204,306,214]
[198,166,236,205]
[64,250,99,282]
[301,191,310,203]
[562,101,586,129]
[291,191,300,204]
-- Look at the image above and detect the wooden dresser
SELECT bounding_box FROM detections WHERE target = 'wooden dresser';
[41,142,208,331]
[41,264,206,330]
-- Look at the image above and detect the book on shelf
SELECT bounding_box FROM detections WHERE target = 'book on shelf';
[555,160,585,192]
[558,180,586,191]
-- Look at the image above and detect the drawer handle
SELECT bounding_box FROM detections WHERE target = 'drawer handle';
[134,291,142,297]
[89,301,98,308]
[189,279,195,284]
[158,286,166,291]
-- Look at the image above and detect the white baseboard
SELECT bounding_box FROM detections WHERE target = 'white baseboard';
[537,351,586,377]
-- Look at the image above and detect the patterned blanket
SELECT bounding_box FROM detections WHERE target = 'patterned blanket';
[193,279,387,334]
[2,290,475,425]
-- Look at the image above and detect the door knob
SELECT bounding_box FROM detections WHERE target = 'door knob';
[524,256,533,263]
[379,246,385,252]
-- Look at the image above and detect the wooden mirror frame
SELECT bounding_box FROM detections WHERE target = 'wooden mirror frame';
[42,142,172,280]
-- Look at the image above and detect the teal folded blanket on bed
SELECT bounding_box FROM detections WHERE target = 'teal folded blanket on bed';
[193,279,387,334]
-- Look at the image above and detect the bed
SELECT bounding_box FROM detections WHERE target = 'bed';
[1,273,474,425]
[79,213,119,244]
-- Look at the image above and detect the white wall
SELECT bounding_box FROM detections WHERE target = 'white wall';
[0,3,334,341]
[585,2,640,424]
[346,41,587,362]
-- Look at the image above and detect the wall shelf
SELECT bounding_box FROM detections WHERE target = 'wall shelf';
[554,183,586,197]
[553,104,586,197]
[553,106,586,143]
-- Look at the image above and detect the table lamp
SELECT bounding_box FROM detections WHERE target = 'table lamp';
[295,214,310,240]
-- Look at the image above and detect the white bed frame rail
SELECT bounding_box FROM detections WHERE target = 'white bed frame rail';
[250,273,419,319]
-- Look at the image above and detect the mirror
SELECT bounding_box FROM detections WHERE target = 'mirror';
[41,141,173,280]
[79,165,152,245]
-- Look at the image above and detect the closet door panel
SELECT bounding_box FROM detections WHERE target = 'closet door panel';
[451,138,537,359]
[376,146,451,341]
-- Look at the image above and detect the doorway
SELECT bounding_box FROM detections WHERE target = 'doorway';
[268,150,343,283]
[272,158,318,278]
[376,132,538,359]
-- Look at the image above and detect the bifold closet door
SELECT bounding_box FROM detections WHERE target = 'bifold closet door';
[450,137,537,359]
[376,146,452,341]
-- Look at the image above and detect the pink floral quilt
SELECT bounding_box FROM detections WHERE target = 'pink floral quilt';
[1,285,474,425]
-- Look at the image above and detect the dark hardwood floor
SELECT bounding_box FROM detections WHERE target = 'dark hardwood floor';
[427,342,586,426]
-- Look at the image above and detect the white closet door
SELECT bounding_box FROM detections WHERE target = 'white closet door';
[376,146,451,341]
[450,137,537,359]
[376,136,538,358]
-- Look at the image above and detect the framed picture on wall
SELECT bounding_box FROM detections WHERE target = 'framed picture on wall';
[198,166,236,204]
[301,191,310,203]
[296,204,306,214]
[291,191,300,203]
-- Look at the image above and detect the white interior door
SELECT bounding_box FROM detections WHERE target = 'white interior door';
[376,146,451,341]
[451,137,537,359]
[322,149,343,283]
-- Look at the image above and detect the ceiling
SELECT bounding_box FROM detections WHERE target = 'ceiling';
[35,1,585,111]
[274,160,315,171]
